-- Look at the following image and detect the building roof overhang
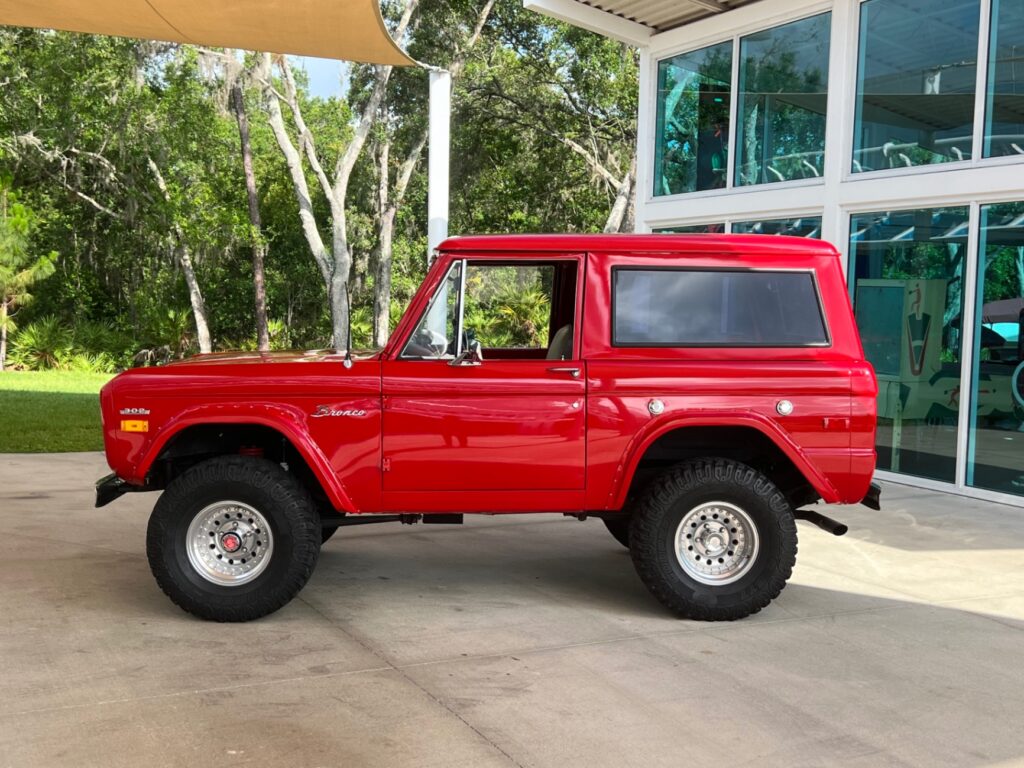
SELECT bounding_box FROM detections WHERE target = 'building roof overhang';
[524,0,764,46]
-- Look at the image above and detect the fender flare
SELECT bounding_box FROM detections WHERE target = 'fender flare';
[133,403,358,513]
[609,411,840,510]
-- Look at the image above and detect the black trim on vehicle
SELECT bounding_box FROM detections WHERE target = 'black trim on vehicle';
[610,265,832,348]
[95,473,153,507]
[861,481,882,511]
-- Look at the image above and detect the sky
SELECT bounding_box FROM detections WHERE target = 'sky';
[293,56,346,99]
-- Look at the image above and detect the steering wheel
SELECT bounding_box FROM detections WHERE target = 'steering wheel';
[410,328,449,358]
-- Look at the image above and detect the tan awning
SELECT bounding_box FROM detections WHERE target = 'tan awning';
[0,0,415,66]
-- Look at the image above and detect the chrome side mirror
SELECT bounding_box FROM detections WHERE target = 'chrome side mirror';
[448,339,483,367]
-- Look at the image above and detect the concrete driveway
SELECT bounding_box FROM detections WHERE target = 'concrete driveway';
[1,452,1023,767]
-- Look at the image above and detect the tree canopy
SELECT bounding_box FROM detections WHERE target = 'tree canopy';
[0,0,637,369]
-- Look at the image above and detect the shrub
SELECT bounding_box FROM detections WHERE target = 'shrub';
[9,316,72,370]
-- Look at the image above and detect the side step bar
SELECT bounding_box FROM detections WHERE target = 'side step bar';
[323,513,464,530]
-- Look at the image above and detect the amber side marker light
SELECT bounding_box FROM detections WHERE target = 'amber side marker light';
[120,420,149,433]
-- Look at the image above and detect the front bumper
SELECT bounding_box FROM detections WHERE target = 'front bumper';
[95,473,151,507]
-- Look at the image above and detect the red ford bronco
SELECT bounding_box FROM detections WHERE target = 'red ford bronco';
[97,234,879,622]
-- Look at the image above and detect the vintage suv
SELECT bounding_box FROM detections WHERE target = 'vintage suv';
[97,234,879,623]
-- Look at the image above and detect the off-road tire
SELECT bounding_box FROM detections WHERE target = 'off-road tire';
[147,456,321,622]
[602,518,630,548]
[629,458,797,621]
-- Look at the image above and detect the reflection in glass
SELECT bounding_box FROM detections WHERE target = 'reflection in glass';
[654,42,733,196]
[967,202,1024,495]
[984,0,1024,157]
[853,0,980,172]
[849,207,968,481]
[732,217,822,238]
[653,223,726,234]
[735,13,830,186]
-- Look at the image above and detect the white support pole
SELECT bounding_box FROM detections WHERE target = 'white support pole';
[427,69,451,264]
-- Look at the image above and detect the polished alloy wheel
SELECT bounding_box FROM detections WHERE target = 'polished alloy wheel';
[185,501,274,586]
[674,500,759,586]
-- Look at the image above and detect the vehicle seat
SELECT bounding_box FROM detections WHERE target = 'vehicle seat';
[546,324,574,360]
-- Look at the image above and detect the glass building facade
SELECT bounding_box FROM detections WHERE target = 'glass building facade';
[637,0,1024,504]
[735,14,831,186]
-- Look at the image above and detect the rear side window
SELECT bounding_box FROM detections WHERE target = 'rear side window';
[612,268,828,347]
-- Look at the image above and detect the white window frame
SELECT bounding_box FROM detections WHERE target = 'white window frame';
[632,0,1024,506]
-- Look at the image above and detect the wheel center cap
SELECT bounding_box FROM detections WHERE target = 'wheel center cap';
[221,532,242,553]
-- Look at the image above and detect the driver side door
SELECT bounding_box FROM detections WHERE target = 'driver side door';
[381,255,586,508]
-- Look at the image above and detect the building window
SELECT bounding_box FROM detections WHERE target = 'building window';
[967,201,1024,495]
[654,42,732,197]
[853,0,981,173]
[731,217,822,238]
[612,268,827,347]
[653,223,725,234]
[849,207,969,482]
[985,0,1024,157]
[735,13,831,187]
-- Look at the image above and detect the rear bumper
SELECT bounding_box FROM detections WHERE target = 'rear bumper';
[860,481,882,511]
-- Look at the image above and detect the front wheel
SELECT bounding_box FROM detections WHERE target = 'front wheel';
[629,458,797,621]
[146,456,321,622]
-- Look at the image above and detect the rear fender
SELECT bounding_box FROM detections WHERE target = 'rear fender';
[612,411,840,510]
[133,403,357,513]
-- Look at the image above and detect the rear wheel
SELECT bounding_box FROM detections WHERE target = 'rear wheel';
[147,456,321,622]
[629,458,797,621]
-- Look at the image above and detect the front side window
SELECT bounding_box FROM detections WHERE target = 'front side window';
[654,42,733,197]
[613,269,827,347]
[853,0,980,172]
[735,13,831,186]
[463,264,554,350]
[401,260,576,360]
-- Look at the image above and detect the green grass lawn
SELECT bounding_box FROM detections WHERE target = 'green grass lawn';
[0,371,113,452]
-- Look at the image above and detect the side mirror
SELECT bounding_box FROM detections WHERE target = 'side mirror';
[448,339,483,367]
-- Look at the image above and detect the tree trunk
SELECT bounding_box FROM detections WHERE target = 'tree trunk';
[370,0,495,347]
[176,242,213,354]
[147,157,212,354]
[0,303,8,371]
[373,140,393,347]
[231,81,270,352]
[604,156,636,233]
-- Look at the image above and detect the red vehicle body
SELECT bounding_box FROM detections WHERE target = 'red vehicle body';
[98,234,879,622]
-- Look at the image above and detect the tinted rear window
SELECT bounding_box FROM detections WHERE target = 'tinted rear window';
[612,268,828,346]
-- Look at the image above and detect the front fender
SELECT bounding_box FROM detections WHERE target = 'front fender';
[132,402,357,513]
[610,410,840,510]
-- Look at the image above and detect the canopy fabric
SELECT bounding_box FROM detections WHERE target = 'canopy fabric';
[0,0,415,66]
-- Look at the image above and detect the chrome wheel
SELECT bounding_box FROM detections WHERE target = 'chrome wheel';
[185,501,274,586]
[674,501,759,586]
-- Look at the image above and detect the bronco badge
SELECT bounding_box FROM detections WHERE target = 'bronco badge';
[311,405,367,418]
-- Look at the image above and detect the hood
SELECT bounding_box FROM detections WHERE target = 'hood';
[160,348,383,367]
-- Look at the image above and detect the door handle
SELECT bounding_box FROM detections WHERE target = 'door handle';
[547,366,581,379]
